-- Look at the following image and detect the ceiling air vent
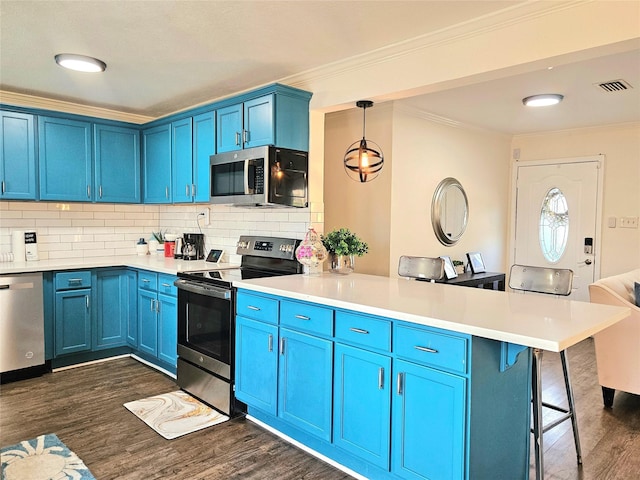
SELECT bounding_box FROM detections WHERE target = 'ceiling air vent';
[595,79,633,92]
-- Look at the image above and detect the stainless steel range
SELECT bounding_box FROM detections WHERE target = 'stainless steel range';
[174,235,302,416]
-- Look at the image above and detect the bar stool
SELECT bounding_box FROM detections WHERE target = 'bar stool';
[509,264,582,480]
[398,255,444,281]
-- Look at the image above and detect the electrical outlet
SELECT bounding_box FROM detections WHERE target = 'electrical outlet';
[620,216,638,228]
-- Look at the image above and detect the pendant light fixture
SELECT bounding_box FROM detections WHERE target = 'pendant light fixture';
[344,100,384,183]
[55,53,107,73]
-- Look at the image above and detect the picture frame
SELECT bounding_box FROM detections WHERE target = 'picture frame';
[466,252,486,274]
[440,255,458,279]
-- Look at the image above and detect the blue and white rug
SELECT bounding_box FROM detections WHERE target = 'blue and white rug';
[1,433,95,480]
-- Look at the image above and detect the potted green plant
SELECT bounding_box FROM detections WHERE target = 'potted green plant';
[321,228,368,274]
[453,260,465,275]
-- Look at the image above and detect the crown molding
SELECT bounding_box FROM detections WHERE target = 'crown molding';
[283,1,587,91]
[0,90,154,124]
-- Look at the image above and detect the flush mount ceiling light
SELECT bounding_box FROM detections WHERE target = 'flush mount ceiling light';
[344,100,384,183]
[55,53,106,73]
[522,94,564,107]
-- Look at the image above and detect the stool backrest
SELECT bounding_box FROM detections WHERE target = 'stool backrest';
[509,264,573,296]
[398,256,444,281]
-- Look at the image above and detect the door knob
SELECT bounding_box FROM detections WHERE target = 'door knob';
[583,259,592,265]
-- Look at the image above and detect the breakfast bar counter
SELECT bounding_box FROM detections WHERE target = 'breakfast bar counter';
[233,272,630,352]
[231,272,629,480]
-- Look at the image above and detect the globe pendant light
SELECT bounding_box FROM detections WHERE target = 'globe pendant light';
[344,100,384,183]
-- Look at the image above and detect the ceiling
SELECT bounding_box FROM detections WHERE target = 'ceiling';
[1,1,638,134]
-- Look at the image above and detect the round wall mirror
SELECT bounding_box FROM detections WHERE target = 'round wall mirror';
[431,177,469,246]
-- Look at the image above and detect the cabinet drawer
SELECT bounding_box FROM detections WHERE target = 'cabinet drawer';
[236,291,279,325]
[138,271,158,291]
[335,311,391,352]
[54,271,92,290]
[394,324,468,374]
[280,300,333,337]
[157,274,177,296]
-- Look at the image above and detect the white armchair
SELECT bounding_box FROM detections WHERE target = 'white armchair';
[588,269,640,407]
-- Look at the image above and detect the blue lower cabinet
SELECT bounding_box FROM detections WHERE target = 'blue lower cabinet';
[278,327,333,442]
[138,288,158,357]
[94,269,136,350]
[157,292,177,365]
[54,288,92,356]
[235,315,279,414]
[391,359,466,480]
[333,343,391,469]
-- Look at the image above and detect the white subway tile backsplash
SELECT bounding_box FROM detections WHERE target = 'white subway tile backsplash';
[1,200,321,261]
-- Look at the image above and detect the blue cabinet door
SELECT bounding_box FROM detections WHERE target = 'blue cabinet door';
[171,118,193,203]
[333,343,391,469]
[392,359,466,480]
[157,292,177,366]
[0,111,36,200]
[216,103,242,153]
[94,269,133,350]
[192,111,215,202]
[235,316,279,415]
[39,116,92,201]
[243,95,274,148]
[142,124,171,203]
[94,124,140,203]
[138,289,158,356]
[278,327,333,441]
[55,289,92,356]
[125,270,138,347]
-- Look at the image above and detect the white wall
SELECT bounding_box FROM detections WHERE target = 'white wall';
[389,106,512,275]
[511,123,640,277]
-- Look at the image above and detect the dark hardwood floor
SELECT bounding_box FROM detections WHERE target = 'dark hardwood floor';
[1,338,638,479]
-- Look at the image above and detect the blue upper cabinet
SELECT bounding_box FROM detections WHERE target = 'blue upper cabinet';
[0,111,37,200]
[192,111,215,202]
[216,86,311,153]
[94,124,140,203]
[38,116,92,201]
[216,103,243,153]
[142,123,172,203]
[171,117,194,203]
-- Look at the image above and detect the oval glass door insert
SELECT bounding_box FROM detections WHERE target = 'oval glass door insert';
[539,187,569,263]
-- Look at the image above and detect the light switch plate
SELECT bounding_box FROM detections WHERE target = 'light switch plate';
[608,217,616,228]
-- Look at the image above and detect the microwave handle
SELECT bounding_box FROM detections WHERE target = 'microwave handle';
[244,159,251,194]
[244,159,257,195]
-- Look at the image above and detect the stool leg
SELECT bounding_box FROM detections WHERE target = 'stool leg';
[532,348,544,480]
[560,350,583,465]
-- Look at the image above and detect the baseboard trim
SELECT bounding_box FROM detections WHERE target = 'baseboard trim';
[246,415,366,480]
[52,354,131,372]
[130,354,176,379]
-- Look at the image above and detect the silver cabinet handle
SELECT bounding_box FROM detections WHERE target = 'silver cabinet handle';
[415,345,438,354]
[150,299,155,312]
[396,372,403,395]
[156,300,161,313]
[185,184,190,197]
[1,181,5,194]
[279,337,285,355]
[295,314,310,321]
[165,186,169,199]
[350,327,369,334]
[99,185,103,198]
[268,334,273,352]
[247,305,260,311]
[378,367,384,390]
[191,184,196,197]
[242,129,248,145]
[85,295,90,309]
[87,185,91,198]
[68,278,83,284]
[142,278,150,283]
[235,132,241,146]
[161,283,171,288]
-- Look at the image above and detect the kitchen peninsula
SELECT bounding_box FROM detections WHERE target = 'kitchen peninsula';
[233,273,630,480]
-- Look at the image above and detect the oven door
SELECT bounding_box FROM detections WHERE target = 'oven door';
[176,281,232,379]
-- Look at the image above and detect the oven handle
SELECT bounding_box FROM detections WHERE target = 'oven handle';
[174,279,231,300]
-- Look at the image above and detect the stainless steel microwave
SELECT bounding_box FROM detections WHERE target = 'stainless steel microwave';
[210,146,308,207]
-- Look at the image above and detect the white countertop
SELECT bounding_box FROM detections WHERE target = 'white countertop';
[0,255,239,276]
[233,273,630,352]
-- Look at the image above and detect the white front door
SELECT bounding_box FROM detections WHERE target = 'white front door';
[512,156,603,301]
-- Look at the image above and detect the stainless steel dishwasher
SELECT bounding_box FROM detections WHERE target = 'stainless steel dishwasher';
[0,272,45,379]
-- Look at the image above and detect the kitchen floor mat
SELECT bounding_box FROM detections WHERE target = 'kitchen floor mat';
[1,433,96,480]
[124,390,229,440]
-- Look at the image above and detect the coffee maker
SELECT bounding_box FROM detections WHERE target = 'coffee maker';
[182,233,205,260]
